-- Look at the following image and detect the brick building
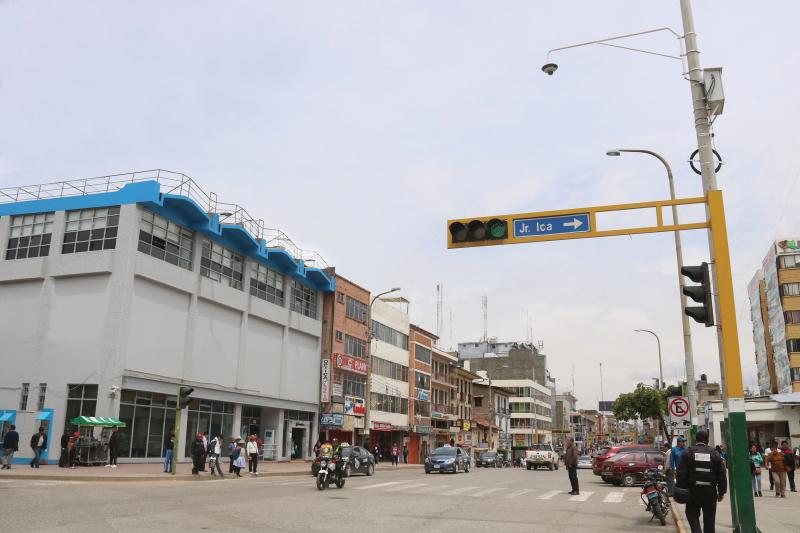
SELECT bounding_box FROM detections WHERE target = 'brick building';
[407,324,436,463]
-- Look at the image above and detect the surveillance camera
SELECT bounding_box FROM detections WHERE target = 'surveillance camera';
[541,63,558,76]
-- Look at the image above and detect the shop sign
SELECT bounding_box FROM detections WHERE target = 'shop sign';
[344,396,366,416]
[413,425,432,435]
[373,421,393,431]
[417,389,429,401]
[333,352,368,375]
[321,359,331,403]
[462,421,471,431]
[513,434,528,447]
[320,413,344,427]
[332,383,343,398]
[464,433,473,444]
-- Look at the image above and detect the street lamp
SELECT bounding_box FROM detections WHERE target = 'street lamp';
[634,329,663,390]
[363,287,401,445]
[607,148,698,440]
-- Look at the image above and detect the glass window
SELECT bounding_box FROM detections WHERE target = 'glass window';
[62,206,119,254]
[138,209,194,270]
[415,371,430,390]
[37,383,46,410]
[791,367,800,381]
[779,255,800,269]
[19,383,29,410]
[200,239,244,290]
[345,296,368,322]
[371,321,409,349]
[342,374,366,398]
[335,330,343,342]
[183,398,235,457]
[344,335,367,359]
[64,384,98,429]
[250,262,285,306]
[414,399,430,417]
[785,310,800,324]
[6,212,54,260]
[371,356,409,382]
[290,280,317,319]
[787,339,800,353]
[782,283,800,296]
[369,392,408,414]
[336,291,344,303]
[414,345,432,364]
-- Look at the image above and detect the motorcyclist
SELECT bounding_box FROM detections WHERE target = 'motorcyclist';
[331,438,344,475]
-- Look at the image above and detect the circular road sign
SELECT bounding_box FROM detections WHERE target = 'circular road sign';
[669,397,689,418]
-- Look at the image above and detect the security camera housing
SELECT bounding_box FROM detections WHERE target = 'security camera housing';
[541,63,558,76]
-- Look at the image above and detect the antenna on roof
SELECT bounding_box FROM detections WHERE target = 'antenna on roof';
[482,294,488,342]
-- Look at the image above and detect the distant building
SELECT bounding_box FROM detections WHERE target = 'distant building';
[695,374,721,407]
[457,340,549,387]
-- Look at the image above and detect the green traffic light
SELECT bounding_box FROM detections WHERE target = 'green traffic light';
[487,218,507,239]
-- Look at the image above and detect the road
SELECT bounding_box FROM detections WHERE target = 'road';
[0,466,669,532]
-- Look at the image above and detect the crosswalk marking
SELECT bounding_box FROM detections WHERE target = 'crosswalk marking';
[471,487,507,498]
[603,492,625,503]
[537,490,561,500]
[506,489,534,499]
[414,484,450,494]
[443,485,479,495]
[355,481,406,490]
[568,491,594,502]
[386,483,428,492]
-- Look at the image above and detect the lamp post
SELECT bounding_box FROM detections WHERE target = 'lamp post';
[634,329,663,390]
[607,149,698,443]
[363,287,401,447]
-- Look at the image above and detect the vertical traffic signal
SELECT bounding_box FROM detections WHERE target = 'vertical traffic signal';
[178,386,194,408]
[681,262,714,327]
[449,218,508,245]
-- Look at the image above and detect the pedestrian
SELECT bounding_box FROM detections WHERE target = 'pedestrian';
[663,442,674,496]
[715,445,727,469]
[209,434,224,478]
[766,440,787,497]
[765,442,774,491]
[403,444,408,464]
[1,424,19,469]
[106,426,119,468]
[163,431,174,473]
[247,434,259,476]
[313,440,321,457]
[58,430,70,468]
[782,440,796,492]
[68,432,79,468]
[233,440,247,476]
[29,426,47,468]
[749,443,764,497]
[191,432,205,476]
[391,442,399,467]
[373,445,380,464]
[668,437,687,497]
[200,431,209,472]
[227,437,237,474]
[564,436,579,496]
[676,430,727,533]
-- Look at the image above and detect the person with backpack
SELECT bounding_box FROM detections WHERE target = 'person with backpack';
[675,430,726,533]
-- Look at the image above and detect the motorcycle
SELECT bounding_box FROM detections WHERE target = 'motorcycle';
[640,467,670,526]
[316,456,345,491]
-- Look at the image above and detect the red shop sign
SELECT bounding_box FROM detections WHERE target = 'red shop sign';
[334,352,368,375]
[373,422,393,431]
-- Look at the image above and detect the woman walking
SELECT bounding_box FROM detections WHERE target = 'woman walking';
[247,435,259,476]
[232,440,246,477]
[750,443,764,497]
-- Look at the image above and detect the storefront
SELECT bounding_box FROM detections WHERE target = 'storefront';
[408,425,433,463]
[368,422,407,463]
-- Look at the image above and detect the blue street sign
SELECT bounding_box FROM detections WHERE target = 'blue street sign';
[513,213,591,238]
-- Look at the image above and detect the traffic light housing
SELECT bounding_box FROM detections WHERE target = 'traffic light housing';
[178,386,194,409]
[681,262,714,327]
[448,218,508,246]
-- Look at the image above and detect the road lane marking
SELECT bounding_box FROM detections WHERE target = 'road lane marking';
[568,491,593,502]
[506,489,534,499]
[386,483,428,492]
[537,490,561,500]
[414,484,450,494]
[443,485,479,495]
[355,481,406,490]
[603,492,625,503]
[471,487,507,498]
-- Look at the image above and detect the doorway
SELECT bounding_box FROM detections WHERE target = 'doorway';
[291,427,304,460]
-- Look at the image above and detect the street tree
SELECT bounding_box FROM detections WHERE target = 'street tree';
[612,383,669,442]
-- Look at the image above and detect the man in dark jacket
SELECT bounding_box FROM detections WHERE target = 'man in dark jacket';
[30,427,47,468]
[676,430,727,533]
[564,437,580,495]
[2,425,19,469]
[59,430,70,467]
[191,432,205,476]
[782,440,796,492]
[107,427,120,468]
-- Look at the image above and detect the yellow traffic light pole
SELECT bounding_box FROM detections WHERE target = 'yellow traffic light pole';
[448,189,756,530]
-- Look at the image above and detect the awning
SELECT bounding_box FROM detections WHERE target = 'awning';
[771,392,800,405]
[35,411,52,422]
[473,418,500,430]
[0,412,13,422]
[69,416,127,427]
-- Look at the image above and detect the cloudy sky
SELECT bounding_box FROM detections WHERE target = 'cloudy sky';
[2,1,798,408]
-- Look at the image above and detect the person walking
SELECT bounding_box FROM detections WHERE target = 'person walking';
[163,431,174,473]
[209,434,224,478]
[373,444,381,464]
[391,443,399,467]
[662,442,674,496]
[232,440,246,477]
[58,430,70,468]
[765,442,774,491]
[676,430,727,533]
[1,424,19,469]
[68,432,79,468]
[749,443,764,497]
[782,440,796,492]
[403,444,408,464]
[200,431,209,472]
[766,441,787,497]
[564,437,579,495]
[106,426,119,468]
[30,427,47,468]
[191,432,205,476]
[246,435,259,476]
[668,437,687,497]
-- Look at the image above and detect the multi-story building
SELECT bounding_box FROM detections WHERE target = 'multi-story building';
[458,340,549,386]
[453,365,481,449]
[470,380,511,451]
[408,324,436,463]
[430,346,458,449]
[0,172,334,464]
[554,392,578,447]
[695,374,721,407]
[748,239,800,393]
[319,274,370,445]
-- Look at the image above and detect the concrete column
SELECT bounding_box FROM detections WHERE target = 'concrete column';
[275,409,285,461]
[177,407,189,461]
[232,403,243,440]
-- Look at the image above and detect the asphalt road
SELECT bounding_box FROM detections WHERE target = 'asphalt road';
[0,466,671,533]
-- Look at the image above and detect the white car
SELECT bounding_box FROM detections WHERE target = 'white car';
[577,455,593,469]
[525,444,559,471]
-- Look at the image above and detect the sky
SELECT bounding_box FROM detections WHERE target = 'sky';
[1,1,799,409]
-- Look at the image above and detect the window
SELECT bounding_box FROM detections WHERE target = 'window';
[788,339,800,353]
[370,392,408,414]
[116,390,179,459]
[474,396,483,407]
[785,310,800,324]
[414,345,432,364]
[792,368,800,381]
[65,384,98,424]
[6,212,54,260]
[37,383,47,410]
[335,330,343,342]
[371,320,409,349]
[250,262,284,305]
[414,399,431,418]
[415,371,430,391]
[19,383,29,410]
[342,374,366,398]
[62,206,119,254]
[345,334,367,359]
[290,280,317,319]
[782,283,800,296]
[200,239,244,289]
[138,209,194,270]
[779,255,800,269]
[371,356,409,382]
[345,296,368,323]
[336,291,344,303]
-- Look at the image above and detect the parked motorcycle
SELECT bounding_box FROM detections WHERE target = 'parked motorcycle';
[316,456,345,491]
[640,468,670,526]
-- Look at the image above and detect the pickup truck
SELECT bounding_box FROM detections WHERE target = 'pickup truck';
[525,444,559,471]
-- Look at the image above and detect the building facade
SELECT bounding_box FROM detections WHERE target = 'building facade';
[0,173,334,464]
[430,346,458,449]
[407,324,436,463]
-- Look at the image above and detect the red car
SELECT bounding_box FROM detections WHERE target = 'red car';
[592,444,655,475]
[601,449,665,486]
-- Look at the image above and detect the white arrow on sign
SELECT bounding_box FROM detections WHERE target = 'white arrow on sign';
[563,218,584,230]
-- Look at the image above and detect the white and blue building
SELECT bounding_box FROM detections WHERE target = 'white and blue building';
[0,170,334,464]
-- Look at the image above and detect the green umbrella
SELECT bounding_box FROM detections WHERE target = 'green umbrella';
[69,416,127,427]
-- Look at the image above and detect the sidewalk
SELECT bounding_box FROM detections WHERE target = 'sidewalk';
[672,490,800,533]
[0,460,421,482]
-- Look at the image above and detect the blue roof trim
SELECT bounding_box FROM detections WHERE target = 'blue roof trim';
[1,180,335,292]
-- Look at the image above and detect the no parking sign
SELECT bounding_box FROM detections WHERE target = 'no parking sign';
[668,396,691,429]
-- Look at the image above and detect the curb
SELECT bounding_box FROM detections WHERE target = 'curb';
[671,503,688,533]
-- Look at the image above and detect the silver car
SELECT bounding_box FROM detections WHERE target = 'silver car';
[577,455,593,469]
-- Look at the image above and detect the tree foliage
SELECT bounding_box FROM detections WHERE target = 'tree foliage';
[612,383,670,441]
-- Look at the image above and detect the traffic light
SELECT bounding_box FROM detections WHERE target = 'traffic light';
[178,386,194,409]
[449,218,508,245]
[681,262,714,327]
